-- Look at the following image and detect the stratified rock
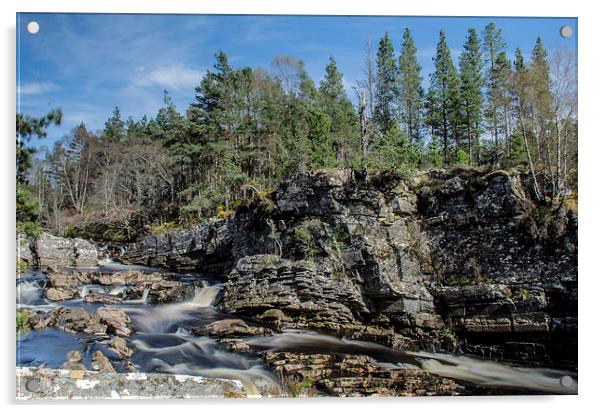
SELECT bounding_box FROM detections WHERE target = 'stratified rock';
[108,336,133,359]
[220,338,251,352]
[53,308,103,334]
[47,271,93,289]
[95,270,163,286]
[91,350,116,373]
[83,293,122,305]
[96,307,131,336]
[34,232,99,268]
[120,167,578,369]
[264,352,464,397]
[195,319,270,338]
[44,287,76,301]
[221,255,369,328]
[146,280,196,304]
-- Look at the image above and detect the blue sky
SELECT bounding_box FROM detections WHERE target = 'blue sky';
[17,13,577,149]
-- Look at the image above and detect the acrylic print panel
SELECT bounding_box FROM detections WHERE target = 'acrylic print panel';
[16,13,578,399]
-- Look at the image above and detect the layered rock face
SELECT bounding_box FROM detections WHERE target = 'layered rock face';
[122,167,577,369]
[18,232,99,269]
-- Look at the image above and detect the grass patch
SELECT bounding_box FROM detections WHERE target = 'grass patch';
[147,221,181,236]
[16,310,29,334]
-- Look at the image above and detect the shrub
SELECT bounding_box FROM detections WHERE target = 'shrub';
[294,219,323,260]
[148,221,180,236]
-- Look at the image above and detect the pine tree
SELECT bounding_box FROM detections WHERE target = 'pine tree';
[529,37,554,179]
[318,56,358,163]
[102,107,126,142]
[459,28,484,164]
[374,33,398,134]
[489,52,513,162]
[427,30,460,164]
[397,28,423,143]
[482,22,507,149]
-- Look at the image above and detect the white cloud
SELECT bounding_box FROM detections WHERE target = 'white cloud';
[17,81,60,95]
[135,65,204,92]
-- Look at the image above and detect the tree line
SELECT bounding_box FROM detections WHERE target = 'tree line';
[16,22,577,241]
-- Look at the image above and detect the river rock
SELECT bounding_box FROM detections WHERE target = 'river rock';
[96,307,131,336]
[95,270,163,286]
[44,287,76,301]
[83,293,123,305]
[146,280,196,304]
[47,271,93,289]
[108,336,134,359]
[61,350,85,371]
[195,319,270,338]
[91,350,116,373]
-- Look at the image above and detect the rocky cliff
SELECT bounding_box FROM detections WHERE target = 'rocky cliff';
[18,232,99,270]
[121,167,577,370]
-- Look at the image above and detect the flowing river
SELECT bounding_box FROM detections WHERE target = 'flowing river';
[16,260,577,396]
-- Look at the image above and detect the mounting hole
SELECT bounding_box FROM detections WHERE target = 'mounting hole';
[27,21,40,34]
[560,25,573,38]
[560,375,574,388]
[25,378,42,393]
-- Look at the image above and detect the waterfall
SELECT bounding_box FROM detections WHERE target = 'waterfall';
[141,287,150,303]
[191,285,221,307]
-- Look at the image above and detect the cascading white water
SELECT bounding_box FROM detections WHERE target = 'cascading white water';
[414,350,578,394]
[125,285,221,334]
[191,285,221,306]
[246,331,578,394]
[17,280,44,306]
[132,334,282,396]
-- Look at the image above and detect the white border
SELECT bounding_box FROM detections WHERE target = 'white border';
[2,1,599,412]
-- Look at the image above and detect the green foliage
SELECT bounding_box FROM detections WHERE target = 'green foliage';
[366,128,424,173]
[19,28,576,242]
[16,310,29,333]
[294,219,323,260]
[455,148,470,165]
[283,376,317,398]
[148,221,181,236]
[374,33,398,134]
[427,30,461,164]
[425,140,444,168]
[398,28,424,143]
[16,185,42,237]
[440,327,456,343]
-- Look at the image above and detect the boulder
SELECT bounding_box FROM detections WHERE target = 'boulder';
[195,319,270,338]
[34,232,98,268]
[47,272,93,289]
[146,280,196,304]
[96,307,131,336]
[108,336,133,359]
[61,350,85,371]
[91,350,116,373]
[44,287,76,301]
